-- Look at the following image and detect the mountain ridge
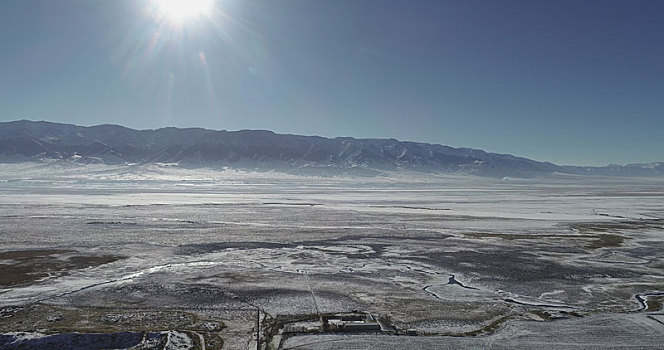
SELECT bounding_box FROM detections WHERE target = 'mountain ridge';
[0,120,662,178]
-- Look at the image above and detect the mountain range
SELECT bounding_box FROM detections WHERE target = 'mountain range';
[0,120,662,177]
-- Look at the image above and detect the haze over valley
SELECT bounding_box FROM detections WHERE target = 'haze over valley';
[2,120,663,178]
[1,124,663,348]
[2,0,664,348]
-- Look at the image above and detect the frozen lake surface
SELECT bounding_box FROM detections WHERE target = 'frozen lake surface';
[1,163,663,349]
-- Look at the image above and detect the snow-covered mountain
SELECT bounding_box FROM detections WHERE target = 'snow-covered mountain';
[0,120,661,177]
[563,162,664,177]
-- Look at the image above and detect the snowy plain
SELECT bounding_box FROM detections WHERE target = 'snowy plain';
[1,162,663,349]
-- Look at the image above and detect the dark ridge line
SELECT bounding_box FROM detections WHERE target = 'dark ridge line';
[35,303,263,313]
[422,285,442,300]
[86,221,137,226]
[370,205,450,211]
[423,275,479,301]
[503,298,575,309]
[649,314,664,326]
[447,275,478,290]
[262,202,321,206]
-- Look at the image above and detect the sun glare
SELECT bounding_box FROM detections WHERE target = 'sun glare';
[154,0,214,23]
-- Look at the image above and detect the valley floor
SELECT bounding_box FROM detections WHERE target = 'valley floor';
[1,163,663,349]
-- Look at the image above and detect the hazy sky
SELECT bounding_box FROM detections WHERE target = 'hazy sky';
[1,0,663,166]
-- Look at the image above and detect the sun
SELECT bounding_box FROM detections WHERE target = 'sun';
[153,0,214,24]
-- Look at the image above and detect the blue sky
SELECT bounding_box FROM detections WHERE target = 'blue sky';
[1,0,663,166]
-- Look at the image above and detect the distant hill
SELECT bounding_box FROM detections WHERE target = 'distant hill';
[0,120,661,177]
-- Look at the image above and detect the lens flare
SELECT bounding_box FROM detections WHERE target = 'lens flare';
[154,0,214,24]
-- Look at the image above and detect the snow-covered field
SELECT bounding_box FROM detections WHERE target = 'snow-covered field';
[1,162,663,349]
